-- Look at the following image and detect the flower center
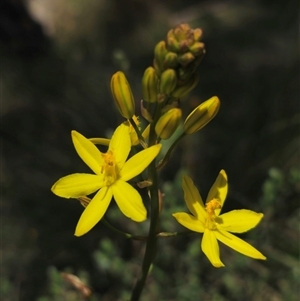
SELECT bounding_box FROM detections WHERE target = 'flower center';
[101,150,118,186]
[205,198,222,230]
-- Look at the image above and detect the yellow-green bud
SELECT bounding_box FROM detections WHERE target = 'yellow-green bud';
[189,42,205,56]
[193,28,203,41]
[163,52,179,69]
[183,96,220,134]
[159,69,177,95]
[154,41,168,74]
[171,73,199,98]
[142,67,158,103]
[167,29,179,52]
[155,108,182,139]
[178,52,195,67]
[110,71,135,119]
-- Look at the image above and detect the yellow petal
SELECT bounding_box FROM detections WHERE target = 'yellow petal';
[119,144,162,181]
[112,180,147,222]
[75,186,112,236]
[206,169,228,216]
[201,229,225,267]
[109,124,131,169]
[72,131,103,175]
[51,173,103,198]
[217,210,264,233]
[182,175,206,222]
[215,229,266,260]
[172,212,205,233]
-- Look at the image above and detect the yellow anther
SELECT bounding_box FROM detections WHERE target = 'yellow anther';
[206,198,222,216]
[204,199,221,230]
[101,150,118,185]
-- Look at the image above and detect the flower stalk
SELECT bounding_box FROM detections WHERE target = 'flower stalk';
[50,23,266,301]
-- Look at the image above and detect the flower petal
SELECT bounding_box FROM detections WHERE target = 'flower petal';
[72,131,103,175]
[182,175,206,222]
[119,144,162,181]
[109,124,131,169]
[51,173,103,198]
[201,229,225,267]
[215,229,266,260]
[172,212,205,233]
[112,180,147,222]
[206,169,228,216]
[217,210,264,233]
[75,186,112,236]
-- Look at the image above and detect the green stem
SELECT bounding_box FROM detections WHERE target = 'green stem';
[101,218,146,241]
[157,231,193,237]
[130,101,163,301]
[130,160,159,301]
[129,117,148,149]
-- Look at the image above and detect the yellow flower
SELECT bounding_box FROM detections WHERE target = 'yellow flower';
[51,124,161,236]
[173,170,266,267]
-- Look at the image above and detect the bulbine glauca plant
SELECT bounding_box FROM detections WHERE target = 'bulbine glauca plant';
[51,23,266,300]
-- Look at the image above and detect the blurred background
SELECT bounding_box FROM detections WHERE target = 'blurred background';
[1,0,299,300]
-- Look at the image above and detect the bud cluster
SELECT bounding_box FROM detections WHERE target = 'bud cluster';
[109,23,219,144]
[151,23,205,99]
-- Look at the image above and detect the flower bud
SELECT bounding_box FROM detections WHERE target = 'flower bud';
[110,71,135,119]
[171,73,199,98]
[155,108,182,139]
[163,52,179,69]
[178,52,195,67]
[189,42,205,56]
[154,41,168,74]
[159,69,177,95]
[142,67,158,103]
[183,96,220,134]
[166,36,179,52]
[193,28,203,41]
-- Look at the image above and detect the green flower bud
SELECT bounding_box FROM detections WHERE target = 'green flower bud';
[193,28,203,42]
[142,67,158,103]
[178,52,195,67]
[189,42,205,56]
[110,71,135,119]
[166,36,179,52]
[159,69,177,95]
[154,41,168,74]
[163,52,179,69]
[183,96,220,134]
[155,108,182,139]
[171,73,199,98]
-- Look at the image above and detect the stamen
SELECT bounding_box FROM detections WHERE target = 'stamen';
[101,150,118,185]
[205,198,222,229]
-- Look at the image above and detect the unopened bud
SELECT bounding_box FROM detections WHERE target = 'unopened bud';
[183,96,220,134]
[189,42,205,56]
[163,52,179,69]
[110,71,135,119]
[193,28,203,41]
[155,108,182,139]
[154,41,168,74]
[159,69,177,95]
[166,36,179,52]
[142,67,158,103]
[178,52,195,67]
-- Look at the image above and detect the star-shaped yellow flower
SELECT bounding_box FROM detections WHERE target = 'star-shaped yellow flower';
[51,124,161,236]
[173,170,266,267]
